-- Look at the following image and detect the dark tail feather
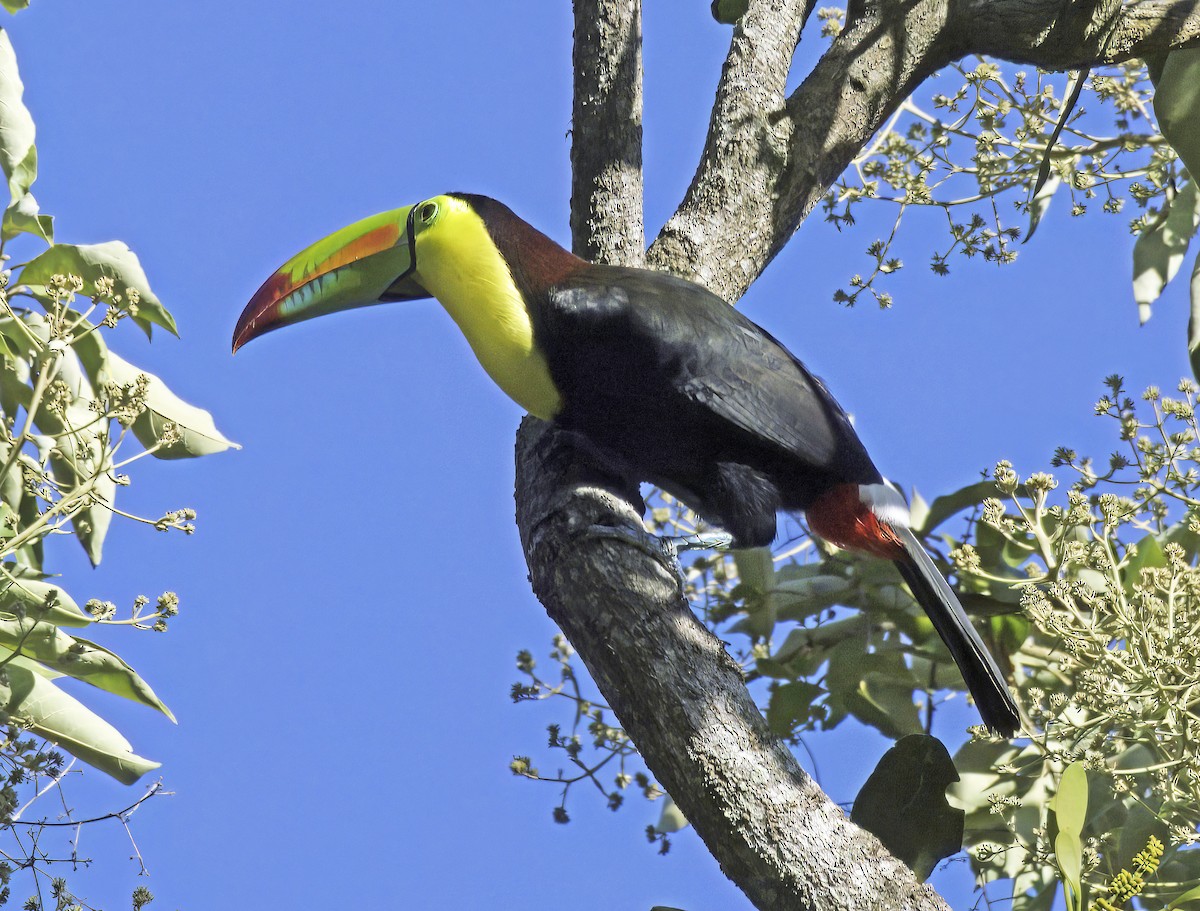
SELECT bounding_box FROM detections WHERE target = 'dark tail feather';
[892,525,1021,736]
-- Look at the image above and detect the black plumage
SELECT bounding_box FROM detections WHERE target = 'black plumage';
[536,266,881,547]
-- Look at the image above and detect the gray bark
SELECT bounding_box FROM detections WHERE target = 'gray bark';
[571,0,645,266]
[514,1,1200,909]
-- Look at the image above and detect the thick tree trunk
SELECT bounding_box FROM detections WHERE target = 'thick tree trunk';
[514,1,1200,908]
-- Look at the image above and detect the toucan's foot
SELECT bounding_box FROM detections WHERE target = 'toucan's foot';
[585,525,733,587]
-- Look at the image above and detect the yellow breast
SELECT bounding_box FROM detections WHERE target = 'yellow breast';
[414,200,563,420]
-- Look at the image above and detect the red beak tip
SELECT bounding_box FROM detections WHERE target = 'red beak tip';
[231,322,254,355]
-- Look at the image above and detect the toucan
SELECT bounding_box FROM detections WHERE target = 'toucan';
[233,193,1021,736]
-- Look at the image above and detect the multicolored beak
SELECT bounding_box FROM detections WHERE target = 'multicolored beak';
[233,205,430,352]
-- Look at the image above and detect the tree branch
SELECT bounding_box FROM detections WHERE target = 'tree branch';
[514,419,948,911]
[520,2,954,907]
[949,0,1200,68]
[571,0,645,266]
[648,0,815,298]
[519,2,955,909]
[652,0,1200,302]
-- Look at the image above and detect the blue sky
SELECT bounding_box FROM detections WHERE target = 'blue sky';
[3,2,1190,909]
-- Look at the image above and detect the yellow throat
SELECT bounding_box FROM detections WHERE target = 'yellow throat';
[414,197,563,420]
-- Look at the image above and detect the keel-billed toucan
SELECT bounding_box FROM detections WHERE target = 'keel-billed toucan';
[233,193,1021,736]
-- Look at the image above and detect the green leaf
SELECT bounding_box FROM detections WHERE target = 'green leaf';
[1159,851,1200,908]
[765,680,824,734]
[825,639,922,738]
[1052,762,1087,911]
[771,573,851,623]
[950,738,1028,811]
[913,480,996,536]
[710,0,748,24]
[0,655,160,784]
[1053,761,1088,837]
[69,316,108,381]
[975,520,1035,571]
[771,620,838,664]
[3,187,51,243]
[20,241,179,338]
[100,351,239,459]
[1112,798,1168,880]
[0,314,40,362]
[0,29,35,203]
[28,347,114,565]
[654,797,688,833]
[1121,530,1168,595]
[733,547,773,590]
[1168,883,1200,910]
[0,449,24,523]
[12,474,40,570]
[954,738,1053,883]
[1157,510,1200,563]
[72,471,113,566]
[851,734,964,881]
[0,1,29,14]
[1053,829,1082,911]
[1153,47,1200,181]
[0,38,46,243]
[753,612,868,680]
[1011,866,1060,911]
[0,573,93,627]
[907,488,931,534]
[733,547,776,639]
[1133,178,1200,322]
[0,623,173,719]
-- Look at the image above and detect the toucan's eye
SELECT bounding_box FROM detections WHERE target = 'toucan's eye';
[418,201,438,224]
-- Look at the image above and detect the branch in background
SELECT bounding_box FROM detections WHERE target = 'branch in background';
[949,0,1200,68]
[648,0,815,296]
[571,0,645,265]
[653,0,1200,303]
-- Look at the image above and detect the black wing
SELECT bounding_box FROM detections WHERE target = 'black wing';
[535,264,882,503]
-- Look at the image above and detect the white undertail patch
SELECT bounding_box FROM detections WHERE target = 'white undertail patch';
[859,481,911,529]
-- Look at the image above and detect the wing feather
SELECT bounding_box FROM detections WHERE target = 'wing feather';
[540,266,876,481]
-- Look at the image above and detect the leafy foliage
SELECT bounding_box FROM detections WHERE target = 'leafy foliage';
[0,29,236,785]
[510,637,667,839]
[0,14,231,910]
[823,55,1188,314]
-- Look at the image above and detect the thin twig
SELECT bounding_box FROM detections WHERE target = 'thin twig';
[11,780,166,828]
[11,758,77,822]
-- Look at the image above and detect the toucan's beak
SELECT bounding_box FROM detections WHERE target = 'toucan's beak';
[233,205,430,353]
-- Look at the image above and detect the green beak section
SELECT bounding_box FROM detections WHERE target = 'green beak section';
[233,205,429,352]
